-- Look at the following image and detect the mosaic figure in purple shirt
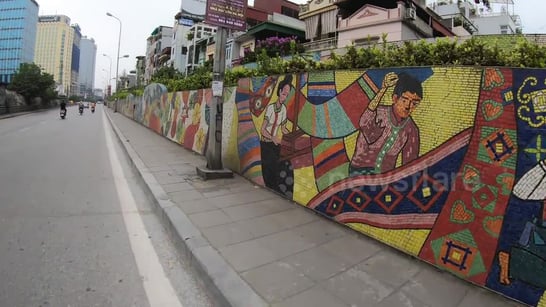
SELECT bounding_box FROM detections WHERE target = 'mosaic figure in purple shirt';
[350,72,424,176]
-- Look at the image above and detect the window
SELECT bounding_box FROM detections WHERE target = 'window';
[281,6,299,18]
[225,44,232,60]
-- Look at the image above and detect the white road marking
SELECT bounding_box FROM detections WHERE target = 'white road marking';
[102,111,183,307]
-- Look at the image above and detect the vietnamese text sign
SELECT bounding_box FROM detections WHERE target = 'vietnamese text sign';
[212,81,223,97]
[205,0,247,31]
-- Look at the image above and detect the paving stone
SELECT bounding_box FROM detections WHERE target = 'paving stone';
[199,183,258,198]
[319,235,383,267]
[147,165,172,172]
[236,208,317,238]
[161,182,194,193]
[168,189,204,202]
[201,222,255,247]
[219,240,278,272]
[176,199,217,215]
[222,199,292,221]
[188,209,232,228]
[282,245,352,281]
[205,190,278,208]
[254,229,317,259]
[154,173,187,184]
[356,250,424,287]
[242,261,315,303]
[150,170,172,177]
[455,287,524,307]
[272,285,348,307]
[374,291,430,307]
[288,220,347,246]
[400,269,472,307]
[322,265,395,305]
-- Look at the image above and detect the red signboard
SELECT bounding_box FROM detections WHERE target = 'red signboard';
[205,0,247,31]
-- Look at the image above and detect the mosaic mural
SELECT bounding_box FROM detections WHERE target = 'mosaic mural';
[118,68,546,306]
[118,83,211,154]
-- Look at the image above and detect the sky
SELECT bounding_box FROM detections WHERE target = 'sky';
[36,0,545,92]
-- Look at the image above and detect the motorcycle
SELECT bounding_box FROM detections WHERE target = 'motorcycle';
[91,106,95,113]
[60,108,67,119]
[79,107,83,115]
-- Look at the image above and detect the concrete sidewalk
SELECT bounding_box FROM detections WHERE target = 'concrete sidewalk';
[105,109,522,307]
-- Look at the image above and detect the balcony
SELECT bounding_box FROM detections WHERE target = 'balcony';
[302,37,338,51]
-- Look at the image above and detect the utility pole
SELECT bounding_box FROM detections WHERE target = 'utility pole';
[197,0,246,180]
[196,27,233,180]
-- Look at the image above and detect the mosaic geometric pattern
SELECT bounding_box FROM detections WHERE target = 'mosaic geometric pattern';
[477,127,517,169]
[524,135,546,163]
[431,229,486,278]
[516,76,546,128]
[407,173,447,212]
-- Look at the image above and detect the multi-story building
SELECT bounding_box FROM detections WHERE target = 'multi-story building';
[247,0,300,27]
[119,73,137,89]
[34,15,78,96]
[169,0,300,75]
[135,55,145,87]
[0,0,39,85]
[79,36,97,99]
[144,26,173,83]
[69,24,81,97]
[184,23,217,73]
[170,0,206,75]
[430,0,521,36]
[300,0,453,53]
[229,13,305,66]
[92,88,103,100]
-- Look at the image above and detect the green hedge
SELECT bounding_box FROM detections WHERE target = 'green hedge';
[149,35,546,93]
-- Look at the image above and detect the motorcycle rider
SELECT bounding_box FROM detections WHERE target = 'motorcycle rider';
[60,100,67,118]
[60,100,67,112]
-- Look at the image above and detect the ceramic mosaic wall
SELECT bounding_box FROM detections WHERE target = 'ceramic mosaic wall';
[118,84,212,154]
[119,68,546,306]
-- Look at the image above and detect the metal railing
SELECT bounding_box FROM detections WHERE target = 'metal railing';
[302,37,338,51]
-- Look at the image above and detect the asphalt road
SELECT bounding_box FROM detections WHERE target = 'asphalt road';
[0,105,215,307]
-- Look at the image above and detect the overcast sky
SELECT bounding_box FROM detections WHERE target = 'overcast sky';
[36,0,544,91]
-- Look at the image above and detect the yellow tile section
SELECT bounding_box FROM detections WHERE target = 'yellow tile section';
[422,187,432,198]
[538,292,546,307]
[344,132,358,161]
[451,251,462,261]
[347,223,430,256]
[412,67,482,155]
[293,166,319,205]
[335,71,368,94]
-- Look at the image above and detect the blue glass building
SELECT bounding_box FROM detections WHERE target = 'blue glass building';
[0,0,39,85]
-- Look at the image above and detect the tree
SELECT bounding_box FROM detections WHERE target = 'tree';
[151,66,182,82]
[7,63,56,104]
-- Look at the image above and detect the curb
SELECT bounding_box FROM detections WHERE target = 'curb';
[104,110,268,307]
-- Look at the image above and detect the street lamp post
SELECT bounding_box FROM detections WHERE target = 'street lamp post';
[102,54,112,96]
[117,55,130,90]
[106,12,121,112]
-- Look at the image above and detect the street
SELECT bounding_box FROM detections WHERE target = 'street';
[0,106,215,307]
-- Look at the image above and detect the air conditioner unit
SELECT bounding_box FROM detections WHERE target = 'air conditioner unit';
[406,8,416,20]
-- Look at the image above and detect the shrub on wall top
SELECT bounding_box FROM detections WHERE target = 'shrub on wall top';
[156,35,546,93]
